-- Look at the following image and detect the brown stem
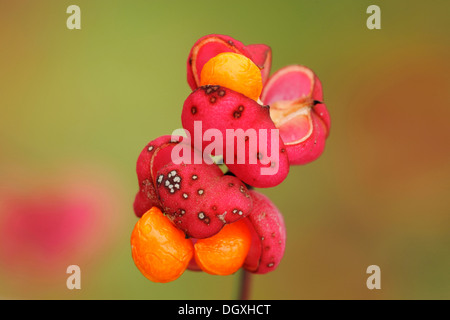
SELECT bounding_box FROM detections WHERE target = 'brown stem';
[238,269,252,300]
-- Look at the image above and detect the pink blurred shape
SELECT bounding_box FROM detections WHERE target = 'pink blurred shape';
[0,163,123,286]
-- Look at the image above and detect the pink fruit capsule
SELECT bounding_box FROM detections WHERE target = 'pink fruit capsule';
[133,135,181,217]
[153,142,253,239]
[261,65,331,165]
[245,43,272,86]
[243,190,286,274]
[182,85,290,188]
[187,34,272,90]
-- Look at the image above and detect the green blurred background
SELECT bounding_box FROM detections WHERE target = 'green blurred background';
[0,0,449,299]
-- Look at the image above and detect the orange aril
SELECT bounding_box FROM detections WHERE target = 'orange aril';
[200,52,262,101]
[194,219,251,276]
[130,207,194,283]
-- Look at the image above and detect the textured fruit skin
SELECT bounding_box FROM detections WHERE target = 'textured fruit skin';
[182,85,290,188]
[187,34,271,90]
[154,143,253,239]
[194,219,251,276]
[261,65,331,165]
[134,135,181,217]
[130,207,194,283]
[134,137,253,239]
[243,190,286,274]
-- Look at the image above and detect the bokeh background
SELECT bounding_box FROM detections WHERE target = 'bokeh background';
[1,0,449,299]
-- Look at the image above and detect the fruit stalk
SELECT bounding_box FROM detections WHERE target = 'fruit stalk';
[237,269,252,300]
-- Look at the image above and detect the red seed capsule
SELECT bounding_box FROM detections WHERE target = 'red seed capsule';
[243,190,286,274]
[261,65,331,165]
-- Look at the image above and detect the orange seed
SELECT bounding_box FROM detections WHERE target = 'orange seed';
[130,207,194,283]
[200,52,263,101]
[194,219,251,276]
